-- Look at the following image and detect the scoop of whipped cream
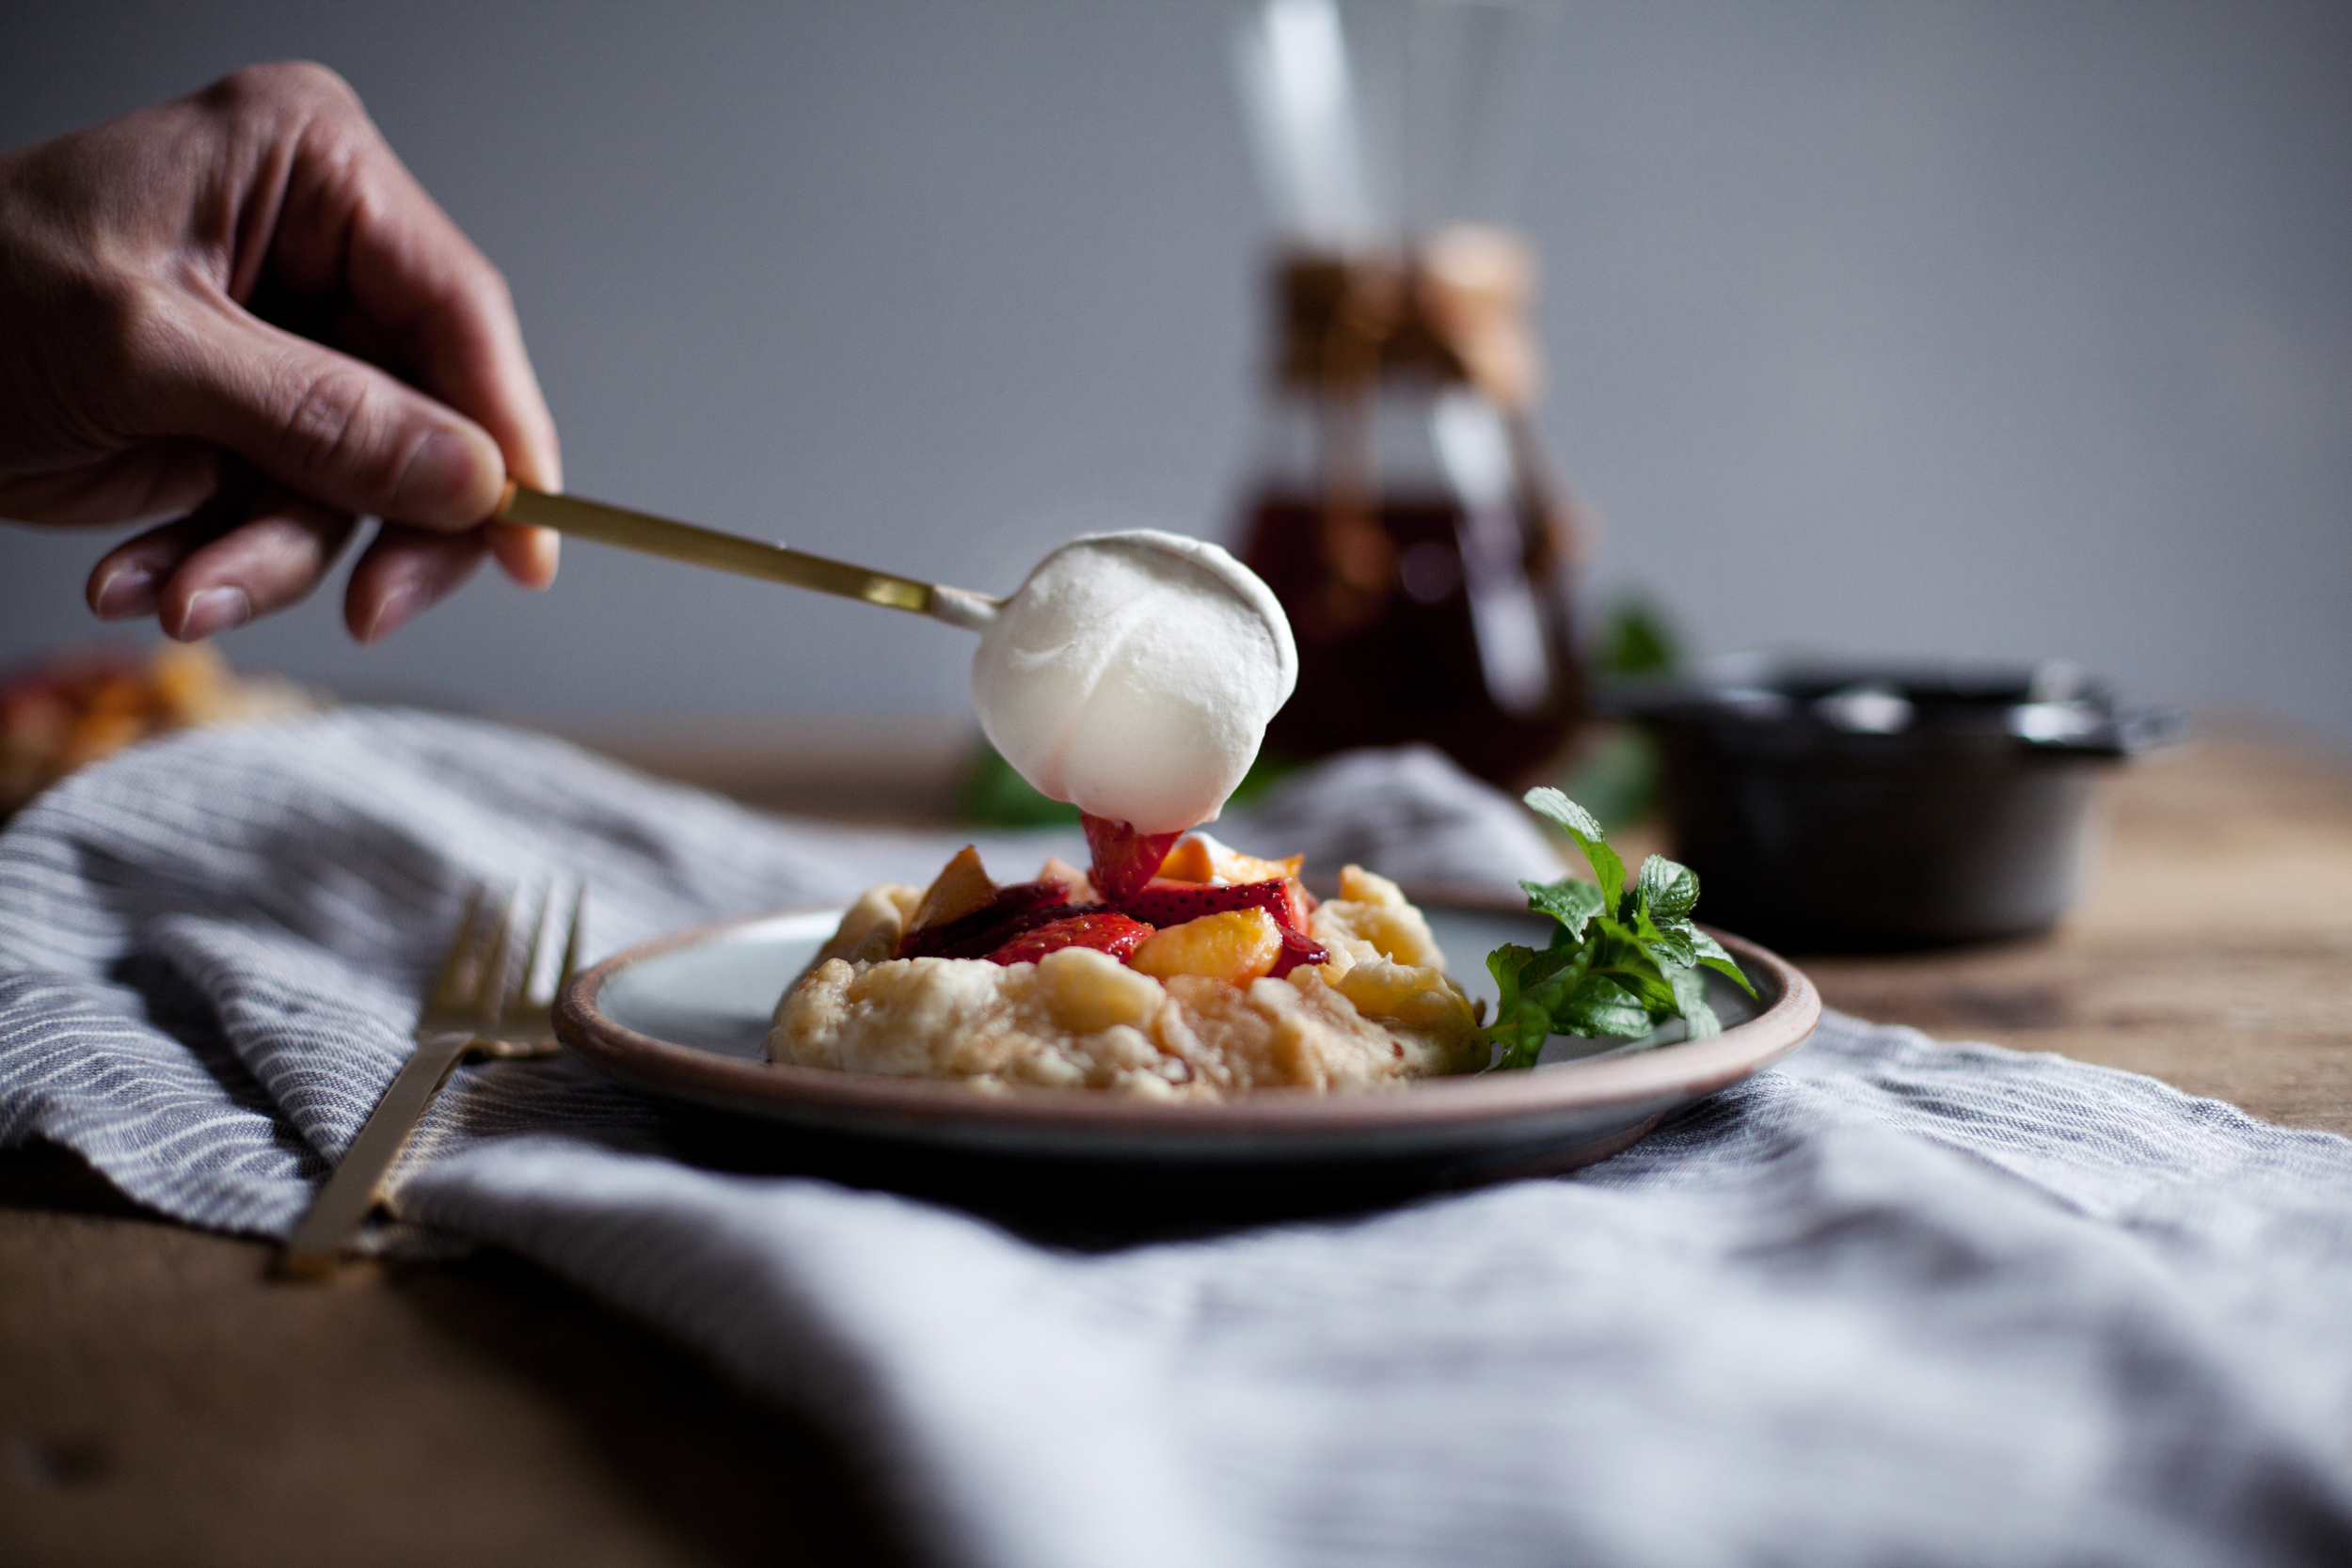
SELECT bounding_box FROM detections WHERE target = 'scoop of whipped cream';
[971,531,1297,834]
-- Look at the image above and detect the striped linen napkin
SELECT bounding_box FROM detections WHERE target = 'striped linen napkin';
[3,708,2348,1568]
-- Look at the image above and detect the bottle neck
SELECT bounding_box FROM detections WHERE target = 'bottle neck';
[1267,230,1544,415]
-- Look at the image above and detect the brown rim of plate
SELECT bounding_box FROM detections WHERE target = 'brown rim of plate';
[554,892,1820,1136]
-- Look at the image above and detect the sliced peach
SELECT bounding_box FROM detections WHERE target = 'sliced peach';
[1036,853,1098,905]
[1128,907,1284,985]
[907,845,995,933]
[1038,947,1166,1033]
[1156,832,1304,887]
[1156,836,1218,883]
[1232,849,1307,884]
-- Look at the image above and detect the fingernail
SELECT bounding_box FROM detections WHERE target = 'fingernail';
[515,524,561,588]
[92,564,161,620]
[392,428,492,522]
[177,586,252,641]
[363,581,427,643]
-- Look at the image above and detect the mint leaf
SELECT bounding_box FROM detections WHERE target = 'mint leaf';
[1553,975,1653,1038]
[1515,939,1586,990]
[1521,786,1629,910]
[1636,855,1700,923]
[1581,924,1678,1019]
[1635,913,1696,970]
[1688,929,1759,998]
[1520,877,1607,942]
[1487,942,1535,1014]
[1666,962,1724,1039]
[1520,785,1605,841]
[1698,956,1754,994]
[1480,792,1755,1067]
[1484,945,1555,1069]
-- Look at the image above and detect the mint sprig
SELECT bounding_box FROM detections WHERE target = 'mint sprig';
[1483,788,1758,1070]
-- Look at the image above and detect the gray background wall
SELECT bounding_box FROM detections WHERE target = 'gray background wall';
[4,2,2347,742]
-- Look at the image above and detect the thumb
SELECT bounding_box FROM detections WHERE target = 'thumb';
[161,301,507,530]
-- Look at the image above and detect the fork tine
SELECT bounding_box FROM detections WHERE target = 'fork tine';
[555,882,587,990]
[428,885,488,1007]
[516,883,555,1006]
[470,890,516,1027]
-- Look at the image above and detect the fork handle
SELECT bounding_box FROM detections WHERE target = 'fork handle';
[278,1031,476,1280]
[494,483,1002,631]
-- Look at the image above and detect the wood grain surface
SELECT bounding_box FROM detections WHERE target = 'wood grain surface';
[3,721,2345,1567]
[0,1147,913,1568]
[1799,724,2352,1135]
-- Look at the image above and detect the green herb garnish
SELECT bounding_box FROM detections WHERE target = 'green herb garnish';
[1482,788,1757,1069]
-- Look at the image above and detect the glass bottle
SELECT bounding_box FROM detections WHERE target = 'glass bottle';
[1236,234,1583,785]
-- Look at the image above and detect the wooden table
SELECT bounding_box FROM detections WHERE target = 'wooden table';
[4,722,2347,1566]
[1802,721,2352,1135]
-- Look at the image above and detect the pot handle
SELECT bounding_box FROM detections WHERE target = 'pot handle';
[2017,705,2190,759]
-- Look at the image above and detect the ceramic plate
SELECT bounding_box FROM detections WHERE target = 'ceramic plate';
[556,897,1820,1196]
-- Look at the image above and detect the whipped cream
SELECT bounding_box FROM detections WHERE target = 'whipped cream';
[971,531,1297,834]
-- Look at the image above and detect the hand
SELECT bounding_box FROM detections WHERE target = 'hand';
[0,61,561,642]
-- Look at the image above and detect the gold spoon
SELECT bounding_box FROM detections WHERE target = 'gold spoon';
[493,482,1002,631]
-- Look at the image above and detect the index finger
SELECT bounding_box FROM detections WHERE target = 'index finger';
[254,68,561,490]
[249,65,562,582]
[349,176,563,586]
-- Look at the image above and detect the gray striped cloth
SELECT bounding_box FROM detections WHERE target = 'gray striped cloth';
[4,708,2349,1568]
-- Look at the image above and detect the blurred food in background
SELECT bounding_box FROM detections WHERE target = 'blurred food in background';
[0,641,319,817]
[1232,0,1584,789]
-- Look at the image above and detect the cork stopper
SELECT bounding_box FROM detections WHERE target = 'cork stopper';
[1272,225,1541,410]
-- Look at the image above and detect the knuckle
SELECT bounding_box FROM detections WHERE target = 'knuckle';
[208,60,358,118]
[274,364,379,492]
[285,60,364,119]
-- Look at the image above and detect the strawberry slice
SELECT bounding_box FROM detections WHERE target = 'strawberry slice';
[1268,925,1329,977]
[985,911,1155,966]
[1116,877,1314,938]
[1080,813,1184,905]
[897,879,1074,959]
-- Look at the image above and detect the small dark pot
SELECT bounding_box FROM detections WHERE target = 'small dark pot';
[1607,659,2184,951]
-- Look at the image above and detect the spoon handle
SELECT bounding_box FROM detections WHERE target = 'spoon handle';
[494,483,999,630]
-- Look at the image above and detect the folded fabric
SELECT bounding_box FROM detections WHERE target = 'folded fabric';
[3,709,2348,1568]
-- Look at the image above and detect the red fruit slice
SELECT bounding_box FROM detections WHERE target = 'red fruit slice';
[1268,925,1329,977]
[897,879,1074,959]
[1116,877,1313,937]
[1081,813,1184,905]
[985,911,1155,967]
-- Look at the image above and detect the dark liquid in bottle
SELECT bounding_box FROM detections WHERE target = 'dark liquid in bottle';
[1242,491,1581,786]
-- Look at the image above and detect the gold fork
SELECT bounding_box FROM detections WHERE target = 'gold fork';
[277,882,582,1280]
